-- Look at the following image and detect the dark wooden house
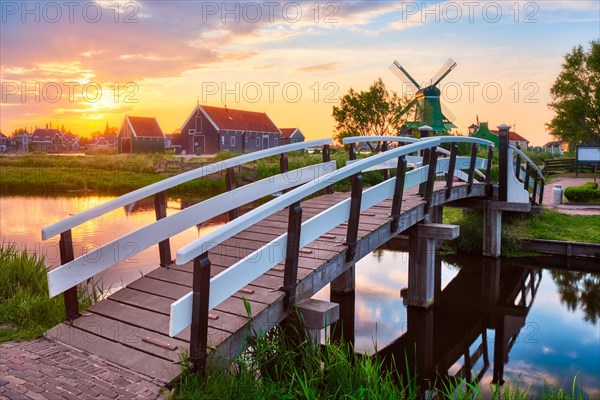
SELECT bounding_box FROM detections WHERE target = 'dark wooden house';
[30,128,64,153]
[176,105,281,155]
[279,128,305,145]
[118,116,166,153]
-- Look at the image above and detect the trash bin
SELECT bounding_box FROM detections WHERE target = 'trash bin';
[552,185,563,204]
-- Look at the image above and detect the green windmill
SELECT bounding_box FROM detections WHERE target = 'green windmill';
[390,58,458,133]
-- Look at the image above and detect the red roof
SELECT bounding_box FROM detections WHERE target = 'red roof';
[491,129,528,142]
[201,106,280,133]
[279,128,297,138]
[127,116,164,138]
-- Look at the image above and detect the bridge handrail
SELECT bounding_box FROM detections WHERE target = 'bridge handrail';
[510,145,544,181]
[171,136,495,338]
[342,136,494,179]
[41,139,332,240]
[45,161,336,298]
[342,136,419,144]
[176,138,441,264]
[342,135,494,148]
[342,136,494,159]
[437,136,495,147]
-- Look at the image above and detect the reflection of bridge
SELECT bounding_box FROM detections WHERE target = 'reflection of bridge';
[376,257,542,388]
[43,126,544,383]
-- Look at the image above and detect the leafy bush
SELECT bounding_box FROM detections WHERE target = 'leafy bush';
[564,182,600,203]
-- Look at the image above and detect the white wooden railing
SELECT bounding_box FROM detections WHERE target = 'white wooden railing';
[169,136,495,337]
[43,139,334,316]
[510,145,545,205]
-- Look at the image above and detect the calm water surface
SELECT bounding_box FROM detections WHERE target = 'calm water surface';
[0,195,223,293]
[1,196,598,396]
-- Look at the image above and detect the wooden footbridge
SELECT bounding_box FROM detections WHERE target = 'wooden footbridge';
[44,126,544,384]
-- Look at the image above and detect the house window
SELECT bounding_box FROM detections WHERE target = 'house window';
[189,129,196,135]
[221,136,225,146]
[230,136,235,147]
[256,137,260,147]
[274,138,278,146]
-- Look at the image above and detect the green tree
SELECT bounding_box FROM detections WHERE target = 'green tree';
[548,40,600,146]
[332,78,411,151]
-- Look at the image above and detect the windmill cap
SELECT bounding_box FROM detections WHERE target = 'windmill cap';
[423,86,440,96]
[497,123,512,130]
[419,125,433,131]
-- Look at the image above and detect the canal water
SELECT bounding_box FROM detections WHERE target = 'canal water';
[1,196,598,396]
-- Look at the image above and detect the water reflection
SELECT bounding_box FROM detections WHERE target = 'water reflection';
[0,195,224,293]
[317,247,599,397]
[377,258,542,391]
[549,270,600,324]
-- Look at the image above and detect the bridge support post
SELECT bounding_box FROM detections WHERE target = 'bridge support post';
[406,223,459,307]
[322,144,334,194]
[154,191,172,267]
[59,230,79,321]
[225,167,240,221]
[483,202,502,258]
[283,202,302,310]
[190,252,211,376]
[498,124,511,202]
[285,299,339,343]
[331,266,355,295]
[330,291,355,346]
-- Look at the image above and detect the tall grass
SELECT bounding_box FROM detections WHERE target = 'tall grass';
[0,244,92,342]
[170,325,594,399]
[443,208,521,255]
[171,325,410,400]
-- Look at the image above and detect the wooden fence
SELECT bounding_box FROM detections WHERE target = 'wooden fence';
[543,158,596,175]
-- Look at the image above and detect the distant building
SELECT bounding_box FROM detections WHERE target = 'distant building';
[490,129,529,150]
[30,128,65,152]
[88,134,117,148]
[279,128,305,145]
[63,132,80,152]
[0,132,7,152]
[117,116,166,153]
[15,131,31,152]
[176,104,281,155]
[469,122,530,150]
[542,141,565,155]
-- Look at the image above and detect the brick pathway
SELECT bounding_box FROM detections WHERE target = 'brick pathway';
[0,338,166,400]
[544,177,600,215]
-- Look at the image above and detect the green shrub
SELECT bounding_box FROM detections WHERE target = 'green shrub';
[564,182,600,203]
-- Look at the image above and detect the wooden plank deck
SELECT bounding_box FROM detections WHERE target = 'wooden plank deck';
[46,182,486,384]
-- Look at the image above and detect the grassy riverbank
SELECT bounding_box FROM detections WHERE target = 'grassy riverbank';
[0,151,352,195]
[0,245,92,342]
[3,152,597,247]
[443,208,600,255]
[169,326,591,400]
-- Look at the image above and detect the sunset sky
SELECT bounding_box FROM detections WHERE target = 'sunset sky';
[1,1,598,145]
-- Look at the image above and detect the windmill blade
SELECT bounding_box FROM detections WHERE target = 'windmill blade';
[399,97,418,117]
[389,61,421,91]
[430,58,457,87]
[441,103,456,122]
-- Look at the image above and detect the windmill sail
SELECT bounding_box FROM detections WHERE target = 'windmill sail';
[431,58,457,87]
[441,103,456,123]
[389,61,421,91]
